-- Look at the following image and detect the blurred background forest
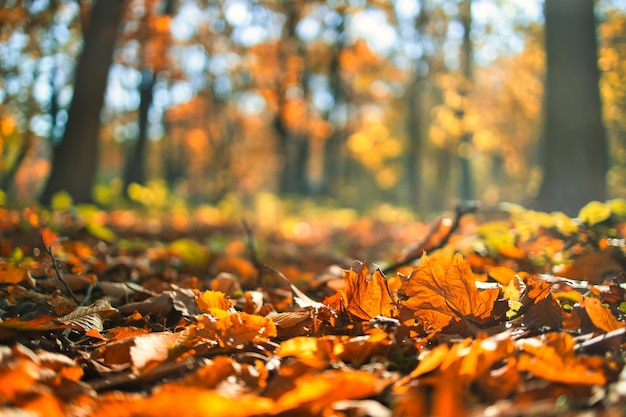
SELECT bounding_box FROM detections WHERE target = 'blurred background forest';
[0,0,624,217]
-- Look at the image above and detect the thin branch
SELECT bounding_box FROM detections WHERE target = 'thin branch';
[382,201,479,275]
[41,235,80,305]
[242,218,263,274]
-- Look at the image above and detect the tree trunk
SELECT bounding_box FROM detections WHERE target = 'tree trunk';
[536,0,607,215]
[123,69,155,193]
[321,16,346,199]
[275,3,309,196]
[39,0,126,205]
[457,0,473,201]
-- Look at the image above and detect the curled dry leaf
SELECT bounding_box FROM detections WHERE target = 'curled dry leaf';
[93,331,179,371]
[0,262,27,284]
[400,253,500,332]
[57,299,117,332]
[273,369,387,414]
[581,297,625,332]
[89,387,275,417]
[343,262,398,320]
[516,333,608,385]
[195,290,232,312]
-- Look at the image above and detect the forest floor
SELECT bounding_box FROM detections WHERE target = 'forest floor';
[0,198,625,416]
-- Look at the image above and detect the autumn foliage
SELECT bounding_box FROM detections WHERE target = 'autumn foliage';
[0,199,625,416]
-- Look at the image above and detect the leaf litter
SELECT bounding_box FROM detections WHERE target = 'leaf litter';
[0,200,624,416]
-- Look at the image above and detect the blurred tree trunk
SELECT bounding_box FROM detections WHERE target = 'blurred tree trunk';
[404,4,429,211]
[162,119,186,189]
[123,0,173,195]
[536,0,607,215]
[39,0,126,205]
[123,70,154,193]
[275,2,309,195]
[321,16,347,199]
[456,0,473,201]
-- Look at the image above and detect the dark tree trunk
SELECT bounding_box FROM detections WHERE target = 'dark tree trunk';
[321,17,346,199]
[536,0,607,215]
[39,0,126,205]
[404,4,431,212]
[275,3,309,196]
[123,70,155,193]
[405,79,423,211]
[457,0,473,201]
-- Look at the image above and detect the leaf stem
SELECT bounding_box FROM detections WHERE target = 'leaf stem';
[41,235,80,305]
[382,201,478,275]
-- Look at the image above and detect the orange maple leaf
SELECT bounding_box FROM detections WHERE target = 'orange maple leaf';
[343,262,397,320]
[0,262,26,284]
[581,297,625,332]
[516,332,607,385]
[400,253,500,332]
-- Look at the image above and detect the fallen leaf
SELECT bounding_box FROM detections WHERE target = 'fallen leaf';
[274,369,386,414]
[400,253,500,332]
[516,333,606,385]
[57,299,117,332]
[0,262,26,284]
[196,290,232,312]
[581,297,625,332]
[343,262,397,320]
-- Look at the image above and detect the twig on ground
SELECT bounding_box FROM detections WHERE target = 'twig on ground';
[382,201,479,275]
[41,235,80,305]
[242,219,263,279]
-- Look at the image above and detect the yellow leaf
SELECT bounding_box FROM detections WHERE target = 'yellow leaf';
[578,201,612,225]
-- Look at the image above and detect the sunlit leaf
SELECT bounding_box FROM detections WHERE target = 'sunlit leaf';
[50,191,73,211]
[274,369,385,413]
[578,201,612,225]
[516,333,606,385]
[0,262,26,284]
[558,250,622,283]
[40,227,59,249]
[86,222,116,243]
[92,387,275,417]
[57,299,117,332]
[400,253,499,332]
[581,297,625,332]
[195,290,232,312]
[168,238,210,268]
[343,262,397,320]
[487,265,516,285]
[608,198,626,219]
[95,331,179,370]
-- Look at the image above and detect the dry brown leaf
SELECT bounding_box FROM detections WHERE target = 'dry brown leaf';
[57,299,117,332]
[487,265,516,285]
[196,290,232,312]
[94,332,179,371]
[559,250,622,284]
[91,387,275,417]
[516,333,607,385]
[0,262,26,284]
[580,297,625,332]
[274,369,385,414]
[343,262,397,320]
[400,253,500,332]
